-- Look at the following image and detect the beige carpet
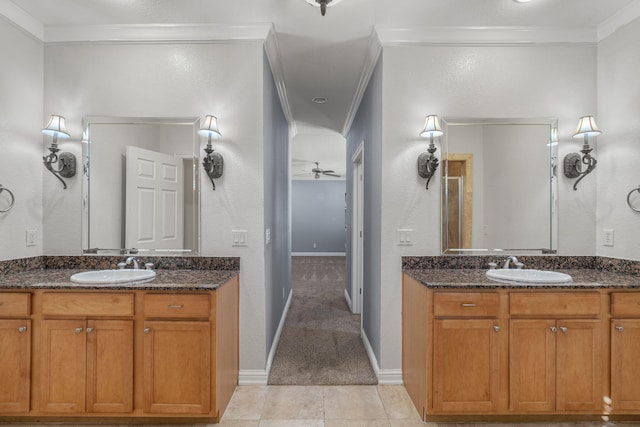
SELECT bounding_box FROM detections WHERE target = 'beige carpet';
[268,256,378,385]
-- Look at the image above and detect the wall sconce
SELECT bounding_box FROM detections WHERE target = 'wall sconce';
[42,114,76,189]
[418,115,443,190]
[199,115,223,190]
[563,115,601,191]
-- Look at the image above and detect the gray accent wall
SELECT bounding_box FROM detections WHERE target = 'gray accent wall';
[263,51,291,360]
[292,180,346,253]
[346,53,383,363]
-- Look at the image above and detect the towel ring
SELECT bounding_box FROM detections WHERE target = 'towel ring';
[628,186,640,213]
[0,184,15,213]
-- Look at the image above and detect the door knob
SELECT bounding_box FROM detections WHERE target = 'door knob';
[616,325,624,332]
[143,327,151,334]
[75,327,83,333]
[17,326,27,333]
[559,326,568,333]
[550,326,557,333]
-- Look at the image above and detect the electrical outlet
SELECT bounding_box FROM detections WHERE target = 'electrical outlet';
[266,228,271,245]
[603,229,614,247]
[26,229,37,247]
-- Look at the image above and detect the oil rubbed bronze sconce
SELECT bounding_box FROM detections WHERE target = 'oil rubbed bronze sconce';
[42,114,76,189]
[199,115,223,190]
[563,115,601,191]
[418,115,443,190]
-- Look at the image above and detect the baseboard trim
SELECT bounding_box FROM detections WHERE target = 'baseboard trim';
[344,288,353,312]
[292,252,347,257]
[360,327,404,385]
[238,370,269,385]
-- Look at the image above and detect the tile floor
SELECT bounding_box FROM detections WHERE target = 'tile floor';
[219,385,640,427]
[219,385,424,426]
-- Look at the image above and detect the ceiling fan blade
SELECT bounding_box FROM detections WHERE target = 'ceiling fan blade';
[323,172,341,177]
[321,169,335,174]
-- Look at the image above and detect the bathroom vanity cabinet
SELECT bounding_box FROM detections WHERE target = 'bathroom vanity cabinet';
[0,274,239,424]
[402,272,639,421]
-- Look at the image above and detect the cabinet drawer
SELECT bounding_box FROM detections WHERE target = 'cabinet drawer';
[42,292,134,316]
[611,292,640,316]
[433,292,500,317]
[0,293,30,316]
[510,292,600,317]
[144,293,210,318]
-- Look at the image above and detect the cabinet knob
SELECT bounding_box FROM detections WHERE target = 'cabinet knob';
[550,326,557,333]
[493,325,500,332]
[616,325,624,332]
[75,327,83,334]
[17,326,27,333]
[143,327,151,334]
[86,327,94,333]
[559,326,568,333]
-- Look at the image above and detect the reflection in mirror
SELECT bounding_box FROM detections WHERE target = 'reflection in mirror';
[441,118,558,255]
[82,117,200,255]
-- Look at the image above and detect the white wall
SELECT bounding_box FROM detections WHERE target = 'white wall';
[42,41,269,372]
[597,16,640,261]
[377,44,597,371]
[0,19,43,261]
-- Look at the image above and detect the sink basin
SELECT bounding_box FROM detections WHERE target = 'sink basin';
[486,269,572,284]
[70,269,156,285]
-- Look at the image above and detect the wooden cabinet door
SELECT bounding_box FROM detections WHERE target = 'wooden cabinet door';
[402,275,428,419]
[433,318,502,413]
[0,319,31,412]
[509,319,556,412]
[611,319,640,411]
[40,320,86,413]
[143,321,211,414]
[86,320,133,413]
[556,320,603,411]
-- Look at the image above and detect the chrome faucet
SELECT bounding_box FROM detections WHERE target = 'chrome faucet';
[503,256,523,269]
[125,256,140,269]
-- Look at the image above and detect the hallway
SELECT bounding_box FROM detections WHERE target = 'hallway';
[268,256,376,385]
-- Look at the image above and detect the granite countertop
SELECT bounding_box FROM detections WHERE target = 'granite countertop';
[404,268,640,289]
[0,268,239,291]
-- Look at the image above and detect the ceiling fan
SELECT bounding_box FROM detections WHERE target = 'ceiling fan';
[294,161,341,179]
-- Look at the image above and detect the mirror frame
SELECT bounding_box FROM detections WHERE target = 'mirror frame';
[81,116,201,256]
[440,117,558,255]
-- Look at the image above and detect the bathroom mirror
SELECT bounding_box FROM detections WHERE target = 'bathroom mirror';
[441,117,558,255]
[82,116,200,255]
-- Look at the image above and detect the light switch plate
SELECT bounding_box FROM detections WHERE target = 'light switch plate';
[603,229,614,247]
[232,230,248,247]
[26,229,37,247]
[397,229,413,246]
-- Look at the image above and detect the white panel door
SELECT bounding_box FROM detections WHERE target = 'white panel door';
[125,146,184,250]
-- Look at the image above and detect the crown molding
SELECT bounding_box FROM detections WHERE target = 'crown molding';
[264,25,297,138]
[341,28,382,136]
[0,0,44,41]
[598,0,640,41]
[43,23,272,44]
[376,26,598,46]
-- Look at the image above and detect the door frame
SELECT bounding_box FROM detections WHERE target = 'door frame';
[350,142,364,314]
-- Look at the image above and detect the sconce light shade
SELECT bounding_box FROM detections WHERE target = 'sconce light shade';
[418,114,443,190]
[42,114,76,189]
[199,115,222,139]
[42,115,70,139]
[573,115,601,138]
[200,115,224,191]
[419,115,443,138]
[564,115,601,191]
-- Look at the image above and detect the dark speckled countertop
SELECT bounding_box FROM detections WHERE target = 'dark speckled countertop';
[404,269,640,289]
[0,269,238,291]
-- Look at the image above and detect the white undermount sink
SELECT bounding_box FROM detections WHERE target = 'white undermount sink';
[486,269,572,284]
[70,269,156,285]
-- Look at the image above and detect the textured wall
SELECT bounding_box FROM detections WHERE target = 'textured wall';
[597,16,640,261]
[42,41,268,372]
[292,180,346,253]
[378,44,597,371]
[0,19,43,261]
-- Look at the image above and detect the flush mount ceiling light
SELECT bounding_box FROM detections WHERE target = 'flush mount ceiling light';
[312,97,327,104]
[305,0,344,16]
